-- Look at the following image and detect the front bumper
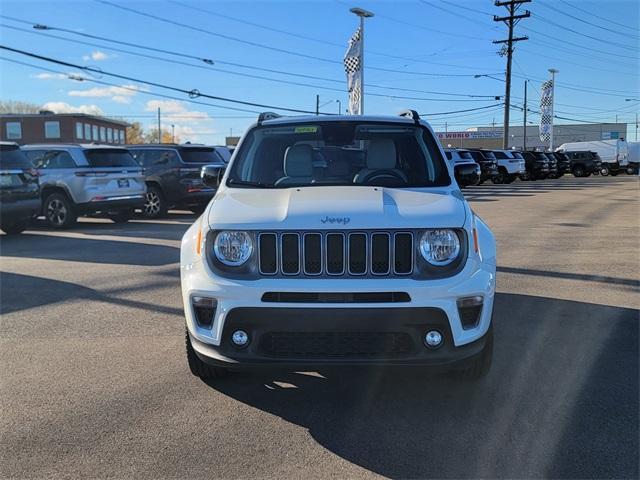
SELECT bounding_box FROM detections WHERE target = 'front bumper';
[189,308,491,368]
[182,254,496,367]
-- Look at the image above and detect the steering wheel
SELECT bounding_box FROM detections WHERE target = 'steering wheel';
[362,170,407,186]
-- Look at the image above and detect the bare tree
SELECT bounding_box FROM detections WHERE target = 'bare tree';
[0,100,42,114]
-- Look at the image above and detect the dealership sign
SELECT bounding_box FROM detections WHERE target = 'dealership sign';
[437,131,502,139]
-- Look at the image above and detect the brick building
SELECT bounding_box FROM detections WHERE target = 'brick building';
[0,111,129,145]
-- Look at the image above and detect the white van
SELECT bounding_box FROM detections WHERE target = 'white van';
[627,142,639,174]
[557,140,629,176]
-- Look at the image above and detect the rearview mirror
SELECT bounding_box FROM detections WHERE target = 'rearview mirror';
[454,163,480,187]
[201,164,226,188]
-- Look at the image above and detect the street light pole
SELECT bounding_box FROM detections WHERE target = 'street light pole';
[337,100,342,115]
[350,7,374,115]
[171,124,175,143]
[548,68,558,151]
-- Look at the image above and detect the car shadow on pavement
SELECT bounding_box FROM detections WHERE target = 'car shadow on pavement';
[202,293,639,479]
[0,271,182,317]
[0,233,179,266]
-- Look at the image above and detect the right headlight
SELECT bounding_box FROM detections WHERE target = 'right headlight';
[419,229,461,266]
[213,231,253,266]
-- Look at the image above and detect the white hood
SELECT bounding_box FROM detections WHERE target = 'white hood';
[207,186,467,230]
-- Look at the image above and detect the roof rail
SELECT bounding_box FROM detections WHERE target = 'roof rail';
[399,109,420,124]
[257,112,281,125]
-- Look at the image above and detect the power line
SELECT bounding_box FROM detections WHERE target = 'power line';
[1,24,497,103]
[0,56,260,115]
[96,0,494,73]
[520,25,638,60]
[0,45,331,114]
[537,1,639,40]
[530,11,637,51]
[1,46,504,118]
[558,0,639,33]
[420,103,505,116]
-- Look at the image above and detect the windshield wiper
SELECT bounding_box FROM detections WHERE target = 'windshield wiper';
[226,179,271,188]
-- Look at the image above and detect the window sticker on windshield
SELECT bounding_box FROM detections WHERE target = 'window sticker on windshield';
[294,126,318,134]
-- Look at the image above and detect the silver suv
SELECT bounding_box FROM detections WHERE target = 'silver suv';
[22,144,145,228]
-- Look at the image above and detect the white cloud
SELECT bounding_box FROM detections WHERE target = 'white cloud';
[68,84,144,104]
[41,102,104,116]
[143,100,215,142]
[32,73,67,80]
[82,51,110,61]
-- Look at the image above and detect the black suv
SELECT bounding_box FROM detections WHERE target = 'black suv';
[466,149,499,183]
[0,142,40,234]
[520,151,551,180]
[550,151,571,178]
[543,153,558,179]
[563,151,602,177]
[128,144,227,217]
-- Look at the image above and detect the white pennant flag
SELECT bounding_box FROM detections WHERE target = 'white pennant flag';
[344,27,362,115]
[539,79,554,142]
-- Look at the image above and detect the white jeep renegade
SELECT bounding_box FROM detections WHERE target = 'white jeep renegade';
[181,111,497,381]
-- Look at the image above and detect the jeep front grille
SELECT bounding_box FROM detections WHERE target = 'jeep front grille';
[258,231,414,277]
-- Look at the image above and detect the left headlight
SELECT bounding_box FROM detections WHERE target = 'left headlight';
[213,231,253,266]
[419,229,461,266]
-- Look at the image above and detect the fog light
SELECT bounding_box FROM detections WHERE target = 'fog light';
[192,296,217,328]
[424,330,443,348]
[231,330,249,347]
[457,296,484,330]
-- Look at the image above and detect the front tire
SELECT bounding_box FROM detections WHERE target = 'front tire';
[449,327,493,381]
[44,192,77,229]
[185,328,228,380]
[600,165,610,176]
[142,186,167,219]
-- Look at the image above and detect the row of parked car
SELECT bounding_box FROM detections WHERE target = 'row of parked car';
[0,141,230,234]
[445,147,608,188]
[0,139,630,235]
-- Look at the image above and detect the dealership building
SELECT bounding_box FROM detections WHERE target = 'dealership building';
[437,123,628,150]
[0,111,129,145]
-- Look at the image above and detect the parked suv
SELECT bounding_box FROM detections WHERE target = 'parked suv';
[182,111,497,382]
[489,149,526,184]
[0,142,39,234]
[443,148,480,187]
[22,144,145,228]
[550,151,571,178]
[520,151,550,180]
[543,152,558,179]
[128,144,227,217]
[563,151,602,177]
[466,149,499,183]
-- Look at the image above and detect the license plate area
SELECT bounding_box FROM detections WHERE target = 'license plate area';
[118,179,129,188]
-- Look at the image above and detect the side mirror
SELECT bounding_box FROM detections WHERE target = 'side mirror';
[201,164,226,188]
[454,163,480,187]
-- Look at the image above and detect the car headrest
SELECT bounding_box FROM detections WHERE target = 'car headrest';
[284,144,313,177]
[367,139,397,169]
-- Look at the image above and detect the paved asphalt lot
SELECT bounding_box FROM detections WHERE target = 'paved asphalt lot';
[1,176,638,479]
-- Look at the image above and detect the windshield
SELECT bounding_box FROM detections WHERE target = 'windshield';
[0,145,32,169]
[84,149,138,167]
[227,121,450,188]
[179,147,225,164]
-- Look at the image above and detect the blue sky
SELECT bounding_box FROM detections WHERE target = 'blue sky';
[0,0,638,144]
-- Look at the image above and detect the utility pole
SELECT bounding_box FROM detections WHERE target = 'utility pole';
[315,94,319,115]
[171,124,175,144]
[523,80,527,151]
[548,68,558,151]
[157,107,161,144]
[493,0,530,150]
